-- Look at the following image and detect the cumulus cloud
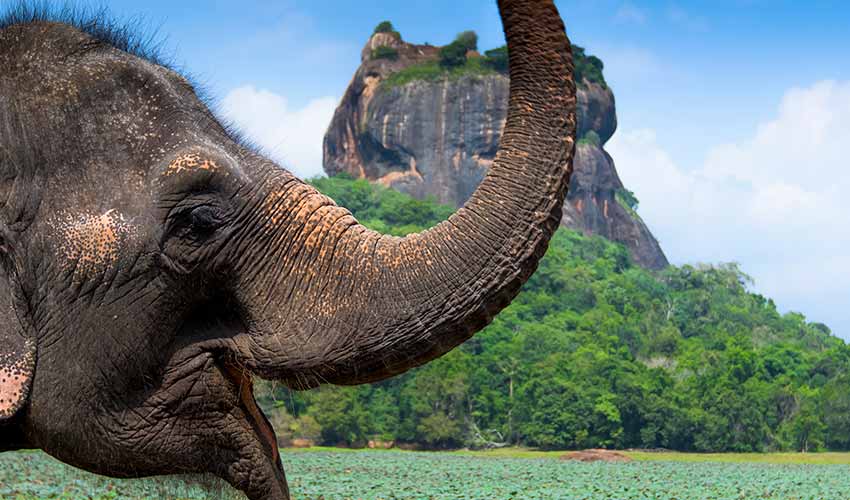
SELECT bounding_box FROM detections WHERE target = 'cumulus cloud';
[608,80,850,336]
[219,86,338,179]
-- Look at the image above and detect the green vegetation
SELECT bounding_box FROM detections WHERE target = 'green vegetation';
[381,38,607,89]
[625,450,850,465]
[615,188,639,211]
[383,58,499,88]
[373,20,401,40]
[253,175,850,454]
[308,174,453,236]
[0,451,242,499]
[7,449,850,499]
[439,41,468,68]
[371,45,399,61]
[483,45,509,72]
[573,44,606,87]
[577,130,602,147]
[615,187,640,220]
[455,30,479,52]
[439,31,479,68]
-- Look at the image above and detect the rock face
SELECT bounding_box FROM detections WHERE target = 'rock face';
[323,33,668,270]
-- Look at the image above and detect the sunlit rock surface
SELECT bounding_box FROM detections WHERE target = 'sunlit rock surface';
[324,33,668,270]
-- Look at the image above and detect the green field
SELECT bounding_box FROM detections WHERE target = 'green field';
[4,449,850,499]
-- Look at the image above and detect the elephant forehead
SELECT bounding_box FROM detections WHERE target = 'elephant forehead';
[49,210,137,274]
[164,153,221,176]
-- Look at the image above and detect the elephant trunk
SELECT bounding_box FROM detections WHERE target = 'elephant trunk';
[239,0,576,388]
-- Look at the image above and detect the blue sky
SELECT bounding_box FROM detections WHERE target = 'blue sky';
[10,1,849,338]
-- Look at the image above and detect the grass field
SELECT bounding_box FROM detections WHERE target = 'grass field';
[3,448,850,499]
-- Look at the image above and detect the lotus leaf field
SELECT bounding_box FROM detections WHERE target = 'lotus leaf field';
[3,449,850,499]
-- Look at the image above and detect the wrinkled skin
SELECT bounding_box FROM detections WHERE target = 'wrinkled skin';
[0,1,576,498]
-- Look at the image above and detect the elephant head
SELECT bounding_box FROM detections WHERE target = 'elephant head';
[0,0,576,498]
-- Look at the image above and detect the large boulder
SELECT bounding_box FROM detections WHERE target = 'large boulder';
[324,33,668,270]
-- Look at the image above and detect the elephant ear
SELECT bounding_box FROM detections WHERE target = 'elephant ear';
[0,265,34,421]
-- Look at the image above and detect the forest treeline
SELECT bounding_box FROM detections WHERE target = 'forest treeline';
[256,175,850,453]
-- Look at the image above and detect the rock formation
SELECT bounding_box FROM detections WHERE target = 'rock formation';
[323,31,668,270]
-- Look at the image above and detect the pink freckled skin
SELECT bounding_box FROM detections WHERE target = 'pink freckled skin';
[0,363,27,415]
[50,210,137,277]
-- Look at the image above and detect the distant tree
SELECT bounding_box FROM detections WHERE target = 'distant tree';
[823,376,850,449]
[519,374,593,449]
[292,415,323,442]
[374,21,393,33]
[439,40,468,68]
[439,31,479,68]
[572,44,606,86]
[578,130,602,147]
[483,45,508,72]
[310,388,368,446]
[417,412,464,448]
[778,387,825,452]
[364,388,401,441]
[373,20,401,39]
[615,188,639,211]
[455,30,478,52]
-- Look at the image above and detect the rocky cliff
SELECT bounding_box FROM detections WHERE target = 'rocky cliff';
[323,31,668,270]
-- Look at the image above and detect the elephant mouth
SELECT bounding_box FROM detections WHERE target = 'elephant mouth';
[221,361,281,466]
[177,295,280,463]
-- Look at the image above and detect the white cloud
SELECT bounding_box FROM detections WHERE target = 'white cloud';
[608,80,850,336]
[747,182,817,228]
[220,86,338,179]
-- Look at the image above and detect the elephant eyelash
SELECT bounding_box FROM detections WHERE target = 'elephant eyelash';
[189,205,225,232]
[165,203,226,239]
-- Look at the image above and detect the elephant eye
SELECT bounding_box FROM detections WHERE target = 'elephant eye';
[188,205,224,233]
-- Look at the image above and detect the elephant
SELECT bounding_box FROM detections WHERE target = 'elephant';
[0,0,576,498]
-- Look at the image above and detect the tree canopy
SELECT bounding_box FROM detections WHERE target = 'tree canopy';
[373,20,401,40]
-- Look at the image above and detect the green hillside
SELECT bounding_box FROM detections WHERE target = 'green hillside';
[257,174,849,453]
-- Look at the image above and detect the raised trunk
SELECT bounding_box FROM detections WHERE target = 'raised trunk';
[243,0,575,387]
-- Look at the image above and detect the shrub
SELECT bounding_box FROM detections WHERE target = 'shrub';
[483,45,508,72]
[455,30,478,52]
[417,412,464,448]
[616,188,639,212]
[371,46,399,61]
[616,188,641,220]
[439,41,468,68]
[373,20,401,39]
[373,21,394,33]
[292,415,322,442]
[439,31,479,68]
[573,44,606,87]
[383,57,500,89]
[578,130,601,147]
